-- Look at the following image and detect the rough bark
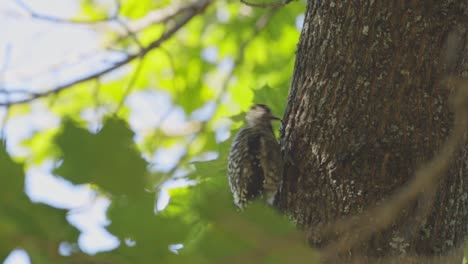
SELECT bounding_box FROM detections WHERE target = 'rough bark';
[278,1,468,263]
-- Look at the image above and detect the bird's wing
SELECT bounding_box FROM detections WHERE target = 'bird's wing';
[259,132,283,205]
[227,128,263,207]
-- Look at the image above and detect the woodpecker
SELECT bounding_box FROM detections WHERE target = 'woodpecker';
[227,104,283,208]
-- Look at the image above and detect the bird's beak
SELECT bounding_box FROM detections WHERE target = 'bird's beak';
[271,115,282,121]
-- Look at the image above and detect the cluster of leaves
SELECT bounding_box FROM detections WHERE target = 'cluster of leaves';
[3,0,468,262]
[0,0,316,263]
[0,143,79,263]
[1,116,317,263]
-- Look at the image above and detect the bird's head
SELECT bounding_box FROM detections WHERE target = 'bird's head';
[245,104,281,127]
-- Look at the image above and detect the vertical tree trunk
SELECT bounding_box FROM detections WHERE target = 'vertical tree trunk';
[278,1,468,263]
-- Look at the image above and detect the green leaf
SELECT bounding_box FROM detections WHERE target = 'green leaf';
[253,84,287,118]
[0,142,24,202]
[0,143,79,262]
[242,201,296,236]
[22,129,60,164]
[2,0,311,262]
[106,193,191,262]
[54,117,148,197]
[183,179,316,263]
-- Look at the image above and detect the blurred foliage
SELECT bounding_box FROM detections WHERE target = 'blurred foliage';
[0,0,317,263]
[0,143,79,263]
[3,0,467,262]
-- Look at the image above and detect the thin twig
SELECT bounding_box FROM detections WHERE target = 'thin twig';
[220,7,278,89]
[240,0,293,8]
[115,57,146,114]
[4,1,199,94]
[15,0,121,24]
[0,0,212,107]
[159,47,178,91]
[0,89,40,95]
[0,44,12,144]
[153,8,280,189]
[0,44,12,76]
[114,18,144,50]
[118,2,195,36]
[0,106,10,144]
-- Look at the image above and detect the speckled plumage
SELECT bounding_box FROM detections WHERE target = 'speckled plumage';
[227,104,283,208]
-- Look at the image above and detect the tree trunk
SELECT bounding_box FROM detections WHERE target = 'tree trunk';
[278,1,468,263]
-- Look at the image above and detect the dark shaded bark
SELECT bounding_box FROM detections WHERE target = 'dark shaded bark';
[278,1,468,262]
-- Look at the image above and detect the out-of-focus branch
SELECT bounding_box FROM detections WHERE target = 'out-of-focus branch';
[153,7,280,188]
[16,0,201,37]
[240,0,293,8]
[0,44,12,76]
[115,57,146,113]
[114,18,143,50]
[220,7,278,89]
[3,1,201,97]
[15,0,121,23]
[0,44,12,143]
[0,106,9,144]
[117,3,196,36]
[0,0,212,107]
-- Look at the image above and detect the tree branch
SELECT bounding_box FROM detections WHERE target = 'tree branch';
[0,44,12,144]
[2,1,202,99]
[15,0,121,24]
[240,0,293,8]
[115,57,146,114]
[119,2,197,35]
[153,7,280,189]
[0,0,213,107]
